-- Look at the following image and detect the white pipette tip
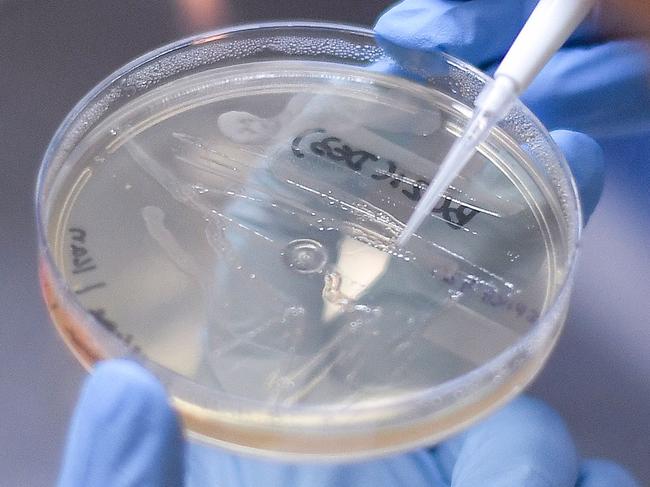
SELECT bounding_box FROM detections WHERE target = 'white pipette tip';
[397,76,517,247]
[396,0,597,246]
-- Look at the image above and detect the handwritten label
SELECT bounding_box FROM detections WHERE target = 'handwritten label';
[69,228,97,274]
[88,308,140,353]
[67,228,140,352]
[441,271,540,324]
[291,129,480,229]
[68,227,107,297]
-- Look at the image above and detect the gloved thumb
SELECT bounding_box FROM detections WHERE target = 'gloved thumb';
[550,130,605,225]
[58,360,185,487]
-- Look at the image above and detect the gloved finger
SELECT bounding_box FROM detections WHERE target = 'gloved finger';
[58,360,184,487]
[577,459,640,487]
[185,441,447,487]
[374,0,600,70]
[517,40,650,138]
[550,130,605,224]
[433,395,579,487]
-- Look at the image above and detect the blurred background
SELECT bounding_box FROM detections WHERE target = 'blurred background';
[1,1,648,484]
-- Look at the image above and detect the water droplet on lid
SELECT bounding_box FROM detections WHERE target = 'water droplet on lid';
[283,239,328,274]
[275,377,295,389]
[284,306,305,318]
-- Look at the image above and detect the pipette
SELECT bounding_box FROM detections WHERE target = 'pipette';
[397,0,597,247]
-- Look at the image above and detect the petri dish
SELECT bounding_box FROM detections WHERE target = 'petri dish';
[36,22,581,460]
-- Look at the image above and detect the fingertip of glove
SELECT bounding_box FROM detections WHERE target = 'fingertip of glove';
[550,130,605,225]
[92,359,165,400]
[578,459,640,487]
[59,361,185,487]
[374,3,468,56]
[505,395,568,431]
[448,395,579,487]
[82,359,173,425]
[473,394,579,469]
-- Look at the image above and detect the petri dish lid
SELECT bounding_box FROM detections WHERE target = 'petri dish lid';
[36,22,581,460]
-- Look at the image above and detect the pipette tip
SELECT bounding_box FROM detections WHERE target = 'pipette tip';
[396,76,519,246]
[395,232,410,248]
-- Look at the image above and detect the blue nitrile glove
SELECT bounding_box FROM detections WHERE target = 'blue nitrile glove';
[58,360,640,486]
[59,131,610,487]
[54,130,624,487]
[374,0,650,141]
[59,2,650,484]
[374,0,649,224]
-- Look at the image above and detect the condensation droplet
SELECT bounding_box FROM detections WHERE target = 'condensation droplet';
[283,239,328,274]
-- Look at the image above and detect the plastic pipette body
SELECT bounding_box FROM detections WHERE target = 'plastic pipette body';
[396,76,517,246]
[396,0,597,246]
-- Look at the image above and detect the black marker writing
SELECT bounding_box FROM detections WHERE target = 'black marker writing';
[75,282,107,295]
[291,129,480,229]
[89,308,140,352]
[69,228,97,274]
[68,230,140,353]
[68,227,106,294]
[441,271,539,324]
[309,136,379,171]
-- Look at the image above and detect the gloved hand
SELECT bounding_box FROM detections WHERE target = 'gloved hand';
[58,2,649,485]
[58,360,639,486]
[374,0,650,231]
[374,0,650,142]
[58,127,613,487]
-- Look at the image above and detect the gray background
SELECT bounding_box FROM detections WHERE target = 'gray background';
[1,1,648,485]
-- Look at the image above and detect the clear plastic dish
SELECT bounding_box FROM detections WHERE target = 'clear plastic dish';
[36,22,581,460]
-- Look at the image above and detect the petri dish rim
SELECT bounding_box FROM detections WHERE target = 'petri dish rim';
[35,21,582,459]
